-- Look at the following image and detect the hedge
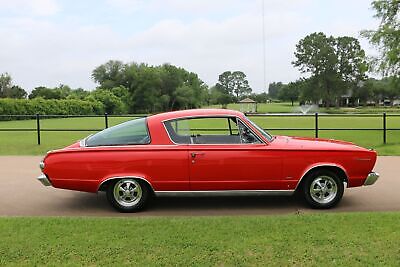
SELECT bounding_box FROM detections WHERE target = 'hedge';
[0,98,104,120]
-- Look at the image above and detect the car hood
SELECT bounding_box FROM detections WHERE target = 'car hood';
[272,135,369,152]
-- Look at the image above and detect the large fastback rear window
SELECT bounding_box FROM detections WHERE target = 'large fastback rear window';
[85,118,150,147]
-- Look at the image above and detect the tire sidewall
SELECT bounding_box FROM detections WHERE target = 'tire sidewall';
[106,179,149,212]
[303,169,344,209]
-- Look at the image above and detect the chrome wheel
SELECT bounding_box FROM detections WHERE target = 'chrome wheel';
[113,179,143,207]
[309,176,338,204]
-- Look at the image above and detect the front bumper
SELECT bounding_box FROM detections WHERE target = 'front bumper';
[37,173,51,186]
[364,172,379,186]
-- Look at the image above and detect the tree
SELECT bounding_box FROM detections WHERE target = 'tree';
[67,88,90,100]
[3,85,27,99]
[278,82,300,106]
[29,86,62,99]
[0,73,12,98]
[0,73,27,99]
[362,0,399,77]
[92,60,126,89]
[293,32,368,107]
[268,82,284,99]
[88,89,125,114]
[215,71,252,100]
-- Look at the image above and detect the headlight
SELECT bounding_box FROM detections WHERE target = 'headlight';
[39,160,45,171]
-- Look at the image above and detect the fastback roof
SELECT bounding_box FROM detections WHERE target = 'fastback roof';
[148,109,244,122]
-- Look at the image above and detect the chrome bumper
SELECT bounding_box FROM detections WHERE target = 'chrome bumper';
[364,172,379,186]
[37,174,51,186]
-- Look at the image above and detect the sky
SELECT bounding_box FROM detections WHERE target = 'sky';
[0,0,380,93]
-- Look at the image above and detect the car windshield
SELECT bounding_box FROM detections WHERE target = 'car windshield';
[244,116,274,142]
[85,118,150,146]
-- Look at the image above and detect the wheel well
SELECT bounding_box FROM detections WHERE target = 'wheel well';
[98,177,154,194]
[296,166,348,192]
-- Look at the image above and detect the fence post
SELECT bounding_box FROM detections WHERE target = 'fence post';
[36,113,41,145]
[104,113,109,129]
[383,112,386,144]
[315,112,319,138]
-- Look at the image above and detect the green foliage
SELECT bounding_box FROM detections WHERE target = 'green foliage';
[268,82,285,99]
[3,85,27,99]
[88,89,125,114]
[92,61,208,113]
[0,98,104,119]
[216,71,252,101]
[29,84,72,100]
[278,82,300,105]
[92,60,126,89]
[293,32,368,107]
[0,73,12,98]
[362,0,399,76]
[0,73,27,99]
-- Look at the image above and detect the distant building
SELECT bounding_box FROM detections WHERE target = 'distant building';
[239,98,257,113]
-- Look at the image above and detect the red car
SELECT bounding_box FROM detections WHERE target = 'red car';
[38,109,379,212]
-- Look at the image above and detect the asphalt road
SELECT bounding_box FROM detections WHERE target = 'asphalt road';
[0,156,399,217]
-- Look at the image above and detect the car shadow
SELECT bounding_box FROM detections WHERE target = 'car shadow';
[56,192,365,216]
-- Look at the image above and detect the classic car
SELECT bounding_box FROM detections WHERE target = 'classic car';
[37,109,379,212]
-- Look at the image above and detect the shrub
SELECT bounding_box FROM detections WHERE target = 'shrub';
[0,98,105,120]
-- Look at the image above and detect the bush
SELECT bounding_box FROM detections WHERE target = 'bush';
[0,98,105,120]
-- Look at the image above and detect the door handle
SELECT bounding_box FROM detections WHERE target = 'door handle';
[191,152,205,158]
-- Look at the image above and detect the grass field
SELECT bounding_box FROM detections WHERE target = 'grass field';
[208,102,400,114]
[0,212,399,266]
[1,114,400,155]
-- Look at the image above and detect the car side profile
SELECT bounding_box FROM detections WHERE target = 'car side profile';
[37,109,379,212]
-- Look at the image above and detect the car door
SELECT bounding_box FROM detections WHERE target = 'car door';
[187,117,284,191]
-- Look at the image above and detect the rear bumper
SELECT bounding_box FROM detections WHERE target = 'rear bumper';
[364,172,379,186]
[37,173,52,186]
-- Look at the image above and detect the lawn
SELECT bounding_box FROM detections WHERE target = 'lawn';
[208,102,400,114]
[1,114,400,155]
[0,212,399,266]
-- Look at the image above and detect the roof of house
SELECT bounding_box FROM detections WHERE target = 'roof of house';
[239,98,256,103]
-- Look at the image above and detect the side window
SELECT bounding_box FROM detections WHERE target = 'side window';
[86,118,150,146]
[164,117,261,144]
[238,120,262,144]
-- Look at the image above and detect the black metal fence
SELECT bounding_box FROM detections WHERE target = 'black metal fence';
[0,112,399,145]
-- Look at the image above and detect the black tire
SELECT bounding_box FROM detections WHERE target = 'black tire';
[106,178,150,212]
[303,169,344,209]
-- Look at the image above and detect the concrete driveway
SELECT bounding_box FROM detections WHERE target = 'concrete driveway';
[0,156,399,217]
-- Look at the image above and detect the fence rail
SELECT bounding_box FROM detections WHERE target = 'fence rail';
[0,113,399,145]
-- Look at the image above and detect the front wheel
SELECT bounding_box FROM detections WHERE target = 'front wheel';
[106,178,150,212]
[303,170,344,209]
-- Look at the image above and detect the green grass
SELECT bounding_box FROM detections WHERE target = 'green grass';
[1,114,400,155]
[208,102,298,113]
[208,102,400,114]
[0,213,399,266]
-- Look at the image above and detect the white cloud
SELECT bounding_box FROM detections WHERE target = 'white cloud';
[0,0,378,93]
[0,0,60,16]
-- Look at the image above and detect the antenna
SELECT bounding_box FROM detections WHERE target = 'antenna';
[262,0,267,94]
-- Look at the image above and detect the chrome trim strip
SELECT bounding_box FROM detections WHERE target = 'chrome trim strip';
[294,164,349,190]
[37,174,51,186]
[364,172,379,186]
[97,176,154,191]
[154,190,294,197]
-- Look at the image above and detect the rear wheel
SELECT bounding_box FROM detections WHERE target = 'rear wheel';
[303,170,344,209]
[106,178,149,212]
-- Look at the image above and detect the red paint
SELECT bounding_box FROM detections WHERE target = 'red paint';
[42,109,377,193]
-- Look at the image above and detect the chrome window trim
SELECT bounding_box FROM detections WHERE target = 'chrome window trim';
[97,176,154,192]
[162,115,266,145]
